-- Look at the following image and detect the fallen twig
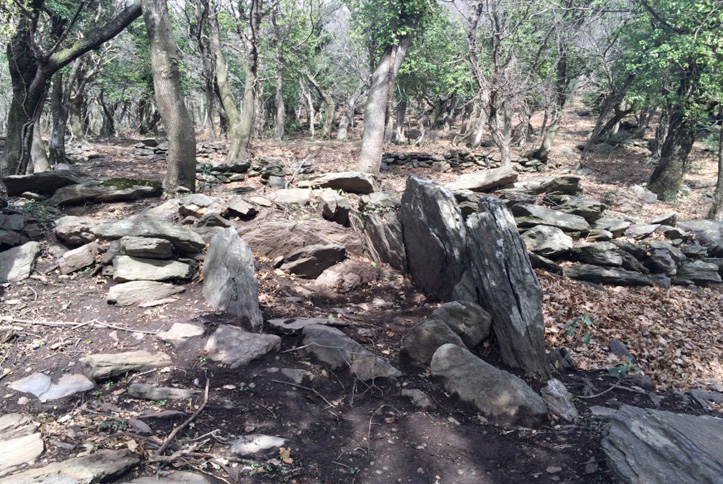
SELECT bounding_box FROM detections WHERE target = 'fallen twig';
[153,377,210,459]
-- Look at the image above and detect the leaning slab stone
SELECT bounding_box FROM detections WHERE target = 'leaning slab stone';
[123,471,212,484]
[113,255,192,282]
[2,169,93,196]
[280,244,346,279]
[80,350,173,380]
[302,325,401,381]
[445,166,517,193]
[403,319,466,365]
[564,264,655,286]
[399,176,466,301]
[50,180,162,206]
[625,224,659,240]
[0,433,44,477]
[0,449,140,484]
[0,241,41,283]
[205,325,280,368]
[120,236,173,259]
[231,435,287,456]
[429,300,492,349]
[202,228,263,330]
[128,383,199,401]
[466,198,550,375]
[54,216,101,246]
[226,196,258,219]
[602,405,723,484]
[522,225,573,257]
[431,344,547,427]
[92,215,205,253]
[157,323,204,346]
[298,171,376,194]
[541,379,579,423]
[107,281,185,306]
[318,189,351,226]
[59,242,98,275]
[352,193,406,271]
[513,203,590,232]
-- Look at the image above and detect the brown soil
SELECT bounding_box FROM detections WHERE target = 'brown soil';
[1,109,722,484]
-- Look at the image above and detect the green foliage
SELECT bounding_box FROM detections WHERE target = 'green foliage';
[565,312,599,346]
[608,357,642,379]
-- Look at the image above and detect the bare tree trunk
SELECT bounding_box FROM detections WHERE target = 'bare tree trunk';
[301,81,315,138]
[708,105,723,220]
[98,90,116,137]
[305,71,335,138]
[235,0,262,160]
[647,108,695,201]
[357,35,412,173]
[395,100,407,143]
[31,119,51,173]
[337,87,362,140]
[48,71,68,165]
[142,0,196,192]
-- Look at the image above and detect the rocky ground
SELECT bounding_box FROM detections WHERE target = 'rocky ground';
[1,109,722,484]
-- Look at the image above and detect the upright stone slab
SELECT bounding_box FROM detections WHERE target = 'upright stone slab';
[0,242,41,283]
[466,198,549,375]
[202,227,263,330]
[399,176,466,301]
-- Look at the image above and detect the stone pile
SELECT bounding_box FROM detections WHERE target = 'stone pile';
[133,138,167,162]
[381,150,540,173]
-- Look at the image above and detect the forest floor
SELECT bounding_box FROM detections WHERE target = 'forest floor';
[1,106,722,483]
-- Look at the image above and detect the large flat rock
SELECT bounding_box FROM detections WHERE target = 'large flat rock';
[512,203,590,232]
[297,171,376,194]
[204,325,280,368]
[107,281,185,306]
[92,215,205,253]
[49,181,162,206]
[445,166,517,192]
[0,242,41,283]
[2,169,93,196]
[602,405,723,484]
[0,449,139,484]
[564,264,656,286]
[113,255,192,282]
[80,350,172,380]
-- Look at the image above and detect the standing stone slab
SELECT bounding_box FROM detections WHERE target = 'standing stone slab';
[113,255,192,282]
[202,228,263,330]
[204,325,280,368]
[80,350,172,380]
[399,176,466,301]
[431,344,547,427]
[602,405,723,484]
[466,198,550,375]
[0,241,41,283]
[0,449,140,484]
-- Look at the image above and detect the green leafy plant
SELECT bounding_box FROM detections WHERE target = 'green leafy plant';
[565,312,598,345]
[608,357,642,379]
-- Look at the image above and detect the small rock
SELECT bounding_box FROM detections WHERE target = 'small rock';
[546,466,563,474]
[107,281,185,306]
[230,434,287,456]
[541,379,579,423]
[204,325,281,368]
[128,383,199,401]
[80,350,172,380]
[157,323,204,346]
[120,236,174,259]
[0,242,41,283]
[401,389,435,410]
[281,244,346,279]
[403,319,465,365]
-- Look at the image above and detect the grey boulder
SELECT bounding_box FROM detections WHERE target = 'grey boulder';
[113,255,192,282]
[120,236,174,259]
[0,241,41,283]
[92,215,205,253]
[107,281,185,306]
[297,171,376,194]
[403,319,466,365]
[54,216,101,246]
[429,300,492,348]
[512,203,590,232]
[280,244,346,279]
[204,325,281,368]
[521,225,573,257]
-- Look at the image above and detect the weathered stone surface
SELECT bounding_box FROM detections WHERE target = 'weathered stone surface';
[522,225,573,257]
[541,379,579,423]
[80,350,172,380]
[403,319,466,365]
[239,220,362,259]
[35,374,95,401]
[352,194,406,271]
[0,228,23,249]
[8,373,52,398]
[431,344,547,427]
[143,199,181,221]
[0,414,37,441]
[445,166,517,192]
[558,197,605,222]
[564,264,655,286]
[529,176,582,196]
[429,301,492,348]
[399,176,466,301]
[513,203,590,232]
[0,242,41,283]
[123,471,212,484]
[2,170,92,196]
[0,213,24,231]
[625,224,659,240]
[59,242,98,275]
[120,236,173,259]
[204,325,281,368]
[401,389,436,410]
[298,171,376,194]
[107,281,185,306]
[528,253,563,274]
[572,242,623,266]
[652,212,678,226]
[673,260,723,285]
[631,184,658,203]
[677,219,723,256]
[270,188,311,205]
[645,249,678,276]
[588,228,614,241]
[230,435,287,456]
[318,189,351,226]
[594,218,631,237]
[602,405,723,484]
[466,198,550,375]
[54,216,101,246]
[157,323,204,346]
[49,181,162,205]
[128,383,199,401]
[0,432,44,477]
[202,228,263,329]
[178,193,227,218]
[93,216,205,253]
[280,244,346,279]
[226,196,258,218]
[302,325,401,380]
[113,255,192,282]
[267,317,337,335]
[0,449,140,484]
